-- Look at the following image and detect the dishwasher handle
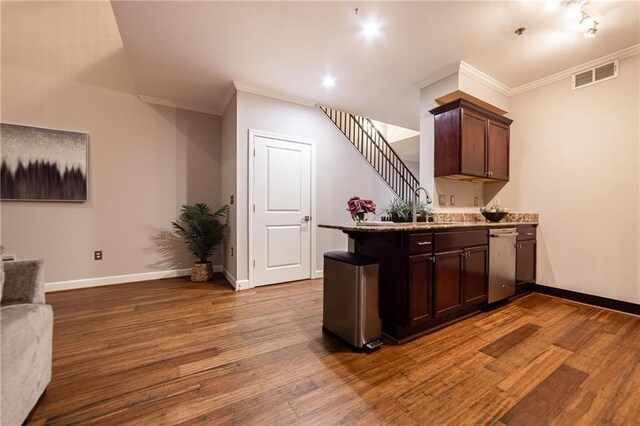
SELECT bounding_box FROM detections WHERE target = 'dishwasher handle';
[490,233,519,238]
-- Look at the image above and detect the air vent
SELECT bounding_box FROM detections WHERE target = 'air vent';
[572,60,618,90]
[574,70,593,88]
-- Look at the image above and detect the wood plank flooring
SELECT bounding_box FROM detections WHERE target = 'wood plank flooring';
[29,275,640,425]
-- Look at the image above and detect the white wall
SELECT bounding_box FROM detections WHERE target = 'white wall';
[220,94,238,283]
[498,55,640,303]
[233,91,396,283]
[0,1,222,285]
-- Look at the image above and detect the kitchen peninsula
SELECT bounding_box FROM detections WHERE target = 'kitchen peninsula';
[319,213,539,343]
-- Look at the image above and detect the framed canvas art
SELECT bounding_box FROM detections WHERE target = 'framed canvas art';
[1,123,88,201]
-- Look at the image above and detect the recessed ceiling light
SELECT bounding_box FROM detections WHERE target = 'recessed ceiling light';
[322,76,336,88]
[362,21,380,39]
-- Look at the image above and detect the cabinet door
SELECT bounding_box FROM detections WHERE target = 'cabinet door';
[463,246,488,305]
[516,240,536,284]
[461,110,487,178]
[408,253,433,325]
[487,120,509,181]
[434,250,464,317]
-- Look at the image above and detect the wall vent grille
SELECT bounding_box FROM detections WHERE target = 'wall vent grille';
[572,60,619,90]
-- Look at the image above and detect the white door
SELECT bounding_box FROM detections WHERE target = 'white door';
[252,133,313,286]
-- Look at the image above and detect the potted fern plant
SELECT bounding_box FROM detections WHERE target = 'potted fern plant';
[172,203,229,282]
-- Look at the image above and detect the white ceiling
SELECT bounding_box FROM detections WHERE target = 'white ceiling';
[111,1,639,129]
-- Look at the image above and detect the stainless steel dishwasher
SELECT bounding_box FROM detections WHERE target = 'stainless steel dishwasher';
[488,228,518,303]
[322,251,382,351]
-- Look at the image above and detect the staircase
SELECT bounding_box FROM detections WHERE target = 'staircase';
[319,105,419,202]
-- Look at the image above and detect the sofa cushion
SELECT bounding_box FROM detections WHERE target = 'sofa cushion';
[1,259,45,306]
[1,303,53,426]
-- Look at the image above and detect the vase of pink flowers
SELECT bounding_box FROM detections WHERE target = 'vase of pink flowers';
[347,196,376,223]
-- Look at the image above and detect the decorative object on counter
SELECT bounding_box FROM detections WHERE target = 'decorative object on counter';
[347,196,376,222]
[480,205,509,222]
[172,203,228,282]
[382,198,431,223]
[1,123,88,201]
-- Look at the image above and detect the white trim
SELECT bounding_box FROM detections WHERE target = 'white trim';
[416,62,460,88]
[222,267,252,291]
[417,44,640,97]
[248,129,317,289]
[138,95,219,116]
[458,61,511,97]
[511,45,639,95]
[220,85,237,114]
[235,279,252,291]
[234,81,316,107]
[314,269,323,279]
[44,265,222,292]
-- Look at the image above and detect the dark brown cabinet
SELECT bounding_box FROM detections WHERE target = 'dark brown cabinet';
[430,99,512,182]
[463,246,489,305]
[516,226,537,293]
[350,225,535,343]
[516,240,536,284]
[408,253,433,325]
[434,250,464,317]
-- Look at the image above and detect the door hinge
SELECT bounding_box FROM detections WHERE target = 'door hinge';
[253,259,256,267]
[253,148,256,157]
[432,256,436,263]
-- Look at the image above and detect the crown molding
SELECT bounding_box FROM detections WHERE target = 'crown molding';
[219,84,238,114]
[137,95,219,116]
[416,62,460,89]
[418,44,640,98]
[458,61,512,97]
[233,81,316,107]
[510,44,640,96]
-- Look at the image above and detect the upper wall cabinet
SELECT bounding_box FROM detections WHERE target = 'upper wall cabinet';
[430,99,513,182]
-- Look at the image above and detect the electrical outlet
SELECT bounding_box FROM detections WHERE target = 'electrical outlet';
[94,251,103,261]
[438,195,446,205]
[230,195,234,205]
[450,195,456,206]
[474,196,479,206]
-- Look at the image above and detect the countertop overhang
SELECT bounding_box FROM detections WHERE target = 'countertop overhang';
[318,221,538,233]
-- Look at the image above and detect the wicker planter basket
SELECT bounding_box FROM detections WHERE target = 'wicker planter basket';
[191,262,213,282]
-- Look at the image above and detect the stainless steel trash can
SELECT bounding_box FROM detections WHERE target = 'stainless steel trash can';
[322,251,382,351]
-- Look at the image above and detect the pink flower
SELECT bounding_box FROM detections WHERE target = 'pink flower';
[346,196,376,218]
[347,196,361,214]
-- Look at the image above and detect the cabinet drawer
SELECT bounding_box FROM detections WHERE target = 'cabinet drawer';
[517,226,536,241]
[434,230,488,251]
[408,233,433,254]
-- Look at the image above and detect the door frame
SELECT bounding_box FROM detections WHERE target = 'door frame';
[248,129,318,288]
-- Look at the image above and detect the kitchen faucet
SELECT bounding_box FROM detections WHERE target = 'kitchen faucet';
[413,186,432,224]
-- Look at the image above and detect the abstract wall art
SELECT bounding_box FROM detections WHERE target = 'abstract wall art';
[1,123,88,201]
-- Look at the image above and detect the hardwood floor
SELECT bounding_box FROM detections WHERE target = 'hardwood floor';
[30,275,640,425]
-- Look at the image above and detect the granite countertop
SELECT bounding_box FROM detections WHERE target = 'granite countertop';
[319,212,538,233]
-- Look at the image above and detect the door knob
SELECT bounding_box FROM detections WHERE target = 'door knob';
[303,216,311,222]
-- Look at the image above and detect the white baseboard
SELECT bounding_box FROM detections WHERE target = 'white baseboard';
[222,267,253,291]
[314,269,323,279]
[46,265,223,292]
[235,279,252,291]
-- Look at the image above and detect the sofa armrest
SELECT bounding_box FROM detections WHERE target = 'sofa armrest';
[1,259,45,305]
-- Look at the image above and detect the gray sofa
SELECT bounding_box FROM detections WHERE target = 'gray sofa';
[1,259,53,426]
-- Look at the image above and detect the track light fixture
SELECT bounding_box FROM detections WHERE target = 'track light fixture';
[550,1,600,38]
